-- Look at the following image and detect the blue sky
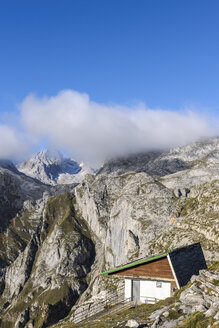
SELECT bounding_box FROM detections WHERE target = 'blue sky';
[0,0,218,161]
[1,0,219,112]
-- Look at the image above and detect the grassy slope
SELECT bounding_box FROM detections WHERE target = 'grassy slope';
[53,263,219,328]
[53,299,216,328]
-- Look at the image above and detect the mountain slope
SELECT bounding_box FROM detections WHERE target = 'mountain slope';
[98,137,219,188]
[0,137,218,328]
[0,165,48,234]
[0,193,95,328]
[53,267,219,328]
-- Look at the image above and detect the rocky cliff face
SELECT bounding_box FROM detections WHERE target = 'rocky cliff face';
[75,171,176,268]
[0,192,95,328]
[0,137,218,328]
[0,166,48,266]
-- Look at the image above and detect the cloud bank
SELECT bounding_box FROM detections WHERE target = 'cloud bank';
[20,90,215,164]
[0,125,28,160]
[0,89,217,163]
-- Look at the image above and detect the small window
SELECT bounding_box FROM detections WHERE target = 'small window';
[156,281,162,288]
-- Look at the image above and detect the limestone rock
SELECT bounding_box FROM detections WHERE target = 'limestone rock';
[214,312,219,320]
[151,316,162,328]
[2,234,39,300]
[14,308,30,328]
[75,171,176,268]
[125,319,139,327]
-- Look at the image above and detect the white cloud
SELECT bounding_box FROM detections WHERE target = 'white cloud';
[19,89,216,165]
[0,125,29,160]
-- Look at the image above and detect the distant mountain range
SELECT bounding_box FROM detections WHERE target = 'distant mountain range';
[16,149,94,185]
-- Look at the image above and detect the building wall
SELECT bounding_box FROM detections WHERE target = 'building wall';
[125,278,171,302]
[125,279,132,299]
[140,279,171,301]
[113,257,174,280]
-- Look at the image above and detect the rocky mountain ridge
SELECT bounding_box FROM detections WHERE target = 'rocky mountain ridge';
[98,137,219,187]
[0,137,218,327]
[17,149,94,185]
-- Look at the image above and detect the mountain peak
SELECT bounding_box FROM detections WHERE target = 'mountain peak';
[32,149,63,164]
[16,149,89,185]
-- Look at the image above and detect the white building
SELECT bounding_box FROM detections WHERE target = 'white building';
[102,243,207,303]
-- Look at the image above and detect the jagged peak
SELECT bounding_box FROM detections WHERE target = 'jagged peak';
[25,149,64,165]
[16,149,94,185]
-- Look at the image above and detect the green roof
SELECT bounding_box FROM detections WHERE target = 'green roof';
[101,252,167,275]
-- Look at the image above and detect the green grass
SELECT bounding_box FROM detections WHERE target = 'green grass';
[176,312,215,328]
[54,296,178,328]
[166,309,183,321]
[53,301,217,328]
[138,218,152,231]
[102,276,119,294]
[212,279,219,286]
[208,261,219,273]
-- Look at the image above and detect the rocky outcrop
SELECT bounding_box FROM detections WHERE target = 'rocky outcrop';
[0,193,95,328]
[2,233,39,300]
[146,270,219,328]
[0,166,49,269]
[149,179,219,260]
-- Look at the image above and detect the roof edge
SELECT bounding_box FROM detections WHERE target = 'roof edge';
[101,253,167,275]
